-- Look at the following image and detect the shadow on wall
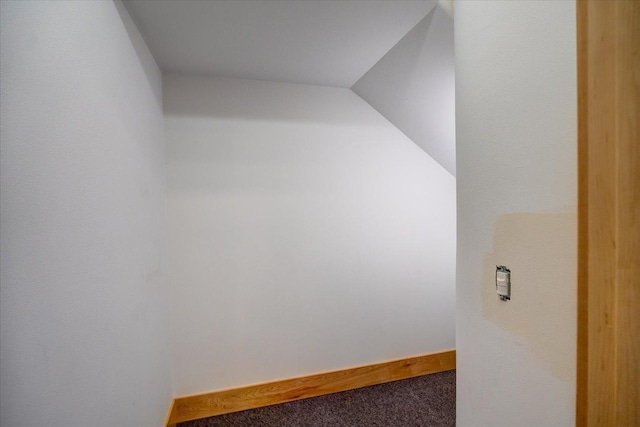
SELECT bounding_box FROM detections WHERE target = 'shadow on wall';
[164,74,388,126]
[116,0,162,110]
[164,74,450,196]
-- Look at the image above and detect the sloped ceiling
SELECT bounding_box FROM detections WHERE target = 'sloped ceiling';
[124,0,436,88]
[125,0,455,174]
[353,7,455,175]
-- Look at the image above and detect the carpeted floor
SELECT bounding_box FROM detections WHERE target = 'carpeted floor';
[178,370,456,427]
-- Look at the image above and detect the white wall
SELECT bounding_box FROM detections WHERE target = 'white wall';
[0,1,171,426]
[165,74,456,395]
[352,6,455,176]
[455,1,577,426]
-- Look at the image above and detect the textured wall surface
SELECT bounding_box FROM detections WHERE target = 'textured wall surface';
[0,1,171,425]
[455,1,577,426]
[165,74,456,395]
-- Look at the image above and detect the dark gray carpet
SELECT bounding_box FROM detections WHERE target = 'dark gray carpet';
[179,370,456,427]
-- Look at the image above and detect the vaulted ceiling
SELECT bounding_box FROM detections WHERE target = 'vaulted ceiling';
[124,0,436,88]
[124,0,455,175]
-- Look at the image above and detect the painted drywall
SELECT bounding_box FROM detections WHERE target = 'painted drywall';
[165,74,456,395]
[455,1,577,426]
[0,1,171,426]
[352,6,455,176]
[125,0,437,88]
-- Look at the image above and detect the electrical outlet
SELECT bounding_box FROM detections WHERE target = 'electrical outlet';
[496,265,511,301]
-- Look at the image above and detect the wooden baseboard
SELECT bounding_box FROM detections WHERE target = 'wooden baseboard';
[164,398,176,427]
[166,349,455,425]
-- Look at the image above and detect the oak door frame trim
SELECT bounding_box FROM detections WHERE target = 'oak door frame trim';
[576,1,639,425]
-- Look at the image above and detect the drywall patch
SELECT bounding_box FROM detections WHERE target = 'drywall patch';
[482,212,576,382]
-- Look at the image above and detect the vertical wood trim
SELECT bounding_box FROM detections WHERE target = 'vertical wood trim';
[614,2,640,424]
[577,1,640,425]
[165,398,176,427]
[582,2,618,424]
[576,2,589,424]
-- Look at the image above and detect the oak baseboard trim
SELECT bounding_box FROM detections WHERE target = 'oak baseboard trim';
[165,397,176,427]
[167,349,455,424]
